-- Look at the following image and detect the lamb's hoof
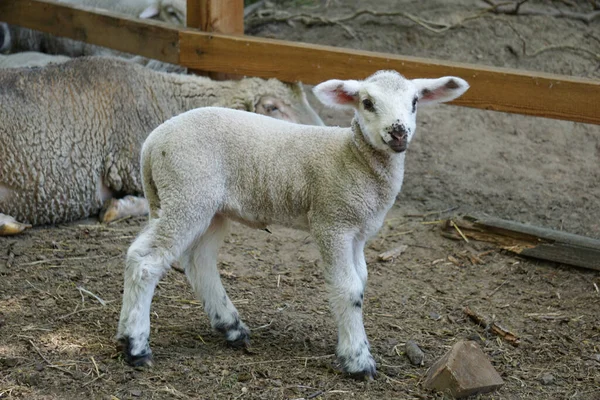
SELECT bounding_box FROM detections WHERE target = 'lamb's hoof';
[99,199,119,223]
[0,216,32,236]
[117,337,153,368]
[227,335,251,350]
[339,354,377,380]
[348,367,376,381]
[217,319,251,349]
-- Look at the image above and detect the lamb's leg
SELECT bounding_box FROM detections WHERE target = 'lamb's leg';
[314,229,376,379]
[0,213,32,236]
[117,214,210,366]
[99,196,149,223]
[181,215,250,347]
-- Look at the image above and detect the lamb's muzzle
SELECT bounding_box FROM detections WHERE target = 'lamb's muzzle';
[116,70,469,379]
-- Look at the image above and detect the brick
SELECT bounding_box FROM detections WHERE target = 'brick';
[423,340,504,398]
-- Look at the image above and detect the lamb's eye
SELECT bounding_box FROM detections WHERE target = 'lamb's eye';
[362,99,375,112]
[411,97,418,113]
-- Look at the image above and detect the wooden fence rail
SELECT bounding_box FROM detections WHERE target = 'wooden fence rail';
[1,0,599,124]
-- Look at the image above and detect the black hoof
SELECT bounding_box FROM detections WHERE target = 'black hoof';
[338,355,377,381]
[348,368,376,381]
[117,337,153,367]
[227,335,251,349]
[215,317,251,349]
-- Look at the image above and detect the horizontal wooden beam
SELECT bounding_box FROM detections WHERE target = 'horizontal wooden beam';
[2,0,599,124]
[0,0,180,64]
[179,31,600,124]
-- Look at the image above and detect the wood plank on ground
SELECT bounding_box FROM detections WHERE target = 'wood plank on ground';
[442,216,600,271]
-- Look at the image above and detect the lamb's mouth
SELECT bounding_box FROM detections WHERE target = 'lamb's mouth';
[387,135,407,153]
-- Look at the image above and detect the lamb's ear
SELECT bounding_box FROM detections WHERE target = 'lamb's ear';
[312,79,361,109]
[412,77,469,106]
[139,5,160,19]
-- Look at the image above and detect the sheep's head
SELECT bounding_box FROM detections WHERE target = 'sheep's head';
[238,78,325,126]
[313,70,469,154]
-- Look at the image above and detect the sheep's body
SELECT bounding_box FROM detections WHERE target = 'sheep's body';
[0,57,323,232]
[0,52,71,68]
[117,71,470,378]
[143,111,401,233]
[2,0,185,72]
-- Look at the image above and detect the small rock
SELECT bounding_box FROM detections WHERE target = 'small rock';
[238,372,252,382]
[38,297,56,307]
[130,389,142,397]
[377,245,408,261]
[539,373,555,385]
[465,333,485,345]
[271,379,282,387]
[405,340,424,366]
[423,340,504,398]
[429,311,441,321]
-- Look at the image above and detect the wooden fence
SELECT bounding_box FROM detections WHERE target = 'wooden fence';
[1,0,599,124]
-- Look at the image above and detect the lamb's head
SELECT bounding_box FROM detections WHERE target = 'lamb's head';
[313,70,469,153]
[236,78,325,126]
[139,0,186,25]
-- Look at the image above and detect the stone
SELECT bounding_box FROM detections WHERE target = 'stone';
[423,340,504,398]
[405,340,425,366]
[539,373,555,385]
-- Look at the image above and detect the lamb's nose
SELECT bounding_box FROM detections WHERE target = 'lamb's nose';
[389,124,407,140]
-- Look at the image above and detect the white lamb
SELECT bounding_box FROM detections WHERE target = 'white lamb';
[117,70,469,378]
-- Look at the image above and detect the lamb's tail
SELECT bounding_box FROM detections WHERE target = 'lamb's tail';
[141,149,161,220]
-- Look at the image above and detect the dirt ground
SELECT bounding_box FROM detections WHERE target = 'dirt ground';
[1,0,600,399]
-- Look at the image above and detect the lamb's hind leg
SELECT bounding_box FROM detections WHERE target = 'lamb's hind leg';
[181,214,250,347]
[117,213,212,366]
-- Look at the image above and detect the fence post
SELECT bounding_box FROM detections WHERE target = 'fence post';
[186,0,244,80]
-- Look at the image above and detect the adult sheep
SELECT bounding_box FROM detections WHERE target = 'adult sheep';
[117,70,469,378]
[0,52,71,68]
[2,0,185,72]
[0,57,324,235]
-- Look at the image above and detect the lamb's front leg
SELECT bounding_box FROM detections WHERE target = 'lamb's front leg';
[314,229,376,379]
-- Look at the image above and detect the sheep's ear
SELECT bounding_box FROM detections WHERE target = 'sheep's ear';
[139,5,160,19]
[313,79,361,109]
[412,77,469,106]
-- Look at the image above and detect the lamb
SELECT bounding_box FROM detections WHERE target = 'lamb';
[0,51,71,68]
[2,0,186,72]
[117,70,469,378]
[0,56,324,235]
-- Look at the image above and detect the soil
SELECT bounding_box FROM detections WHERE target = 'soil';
[1,1,600,399]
